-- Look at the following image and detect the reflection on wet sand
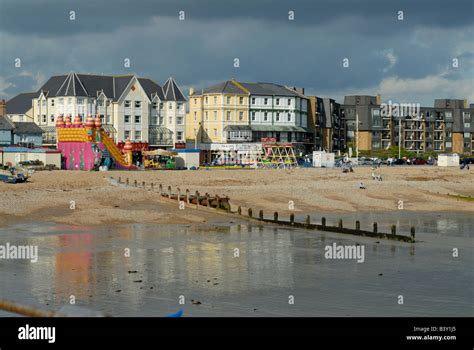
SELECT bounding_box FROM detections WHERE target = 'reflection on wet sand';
[0,214,472,317]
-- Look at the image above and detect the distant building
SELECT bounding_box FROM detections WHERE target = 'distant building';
[0,115,14,146]
[186,79,311,146]
[308,96,346,152]
[341,95,473,155]
[29,72,186,148]
[5,92,36,122]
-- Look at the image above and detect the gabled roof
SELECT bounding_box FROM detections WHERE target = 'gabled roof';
[239,82,304,97]
[162,77,187,101]
[193,80,307,98]
[6,92,37,114]
[138,78,165,101]
[13,122,43,135]
[0,115,15,130]
[37,72,158,101]
[198,80,248,95]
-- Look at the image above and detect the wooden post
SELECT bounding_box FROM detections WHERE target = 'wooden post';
[177,188,181,202]
[356,220,360,231]
[205,193,210,207]
[259,210,263,220]
[238,206,242,215]
[373,222,378,233]
[186,189,190,204]
[151,183,154,191]
[391,225,396,236]
[168,186,172,197]
[248,208,253,217]
[274,212,279,221]
[338,219,343,229]
[126,178,129,186]
[410,227,416,242]
[195,191,200,206]
[134,180,137,187]
[142,181,146,188]
[290,213,295,224]
[305,215,310,226]
[322,217,326,227]
[159,184,163,194]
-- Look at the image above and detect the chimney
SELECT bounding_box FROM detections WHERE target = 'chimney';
[376,94,381,105]
[189,87,194,96]
[0,99,6,117]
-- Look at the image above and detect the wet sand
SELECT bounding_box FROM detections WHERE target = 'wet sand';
[0,214,472,317]
[0,167,473,227]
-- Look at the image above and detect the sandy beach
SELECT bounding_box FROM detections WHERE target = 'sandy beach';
[0,166,472,227]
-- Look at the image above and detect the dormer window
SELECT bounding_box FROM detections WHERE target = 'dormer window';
[134,101,141,108]
[124,100,131,108]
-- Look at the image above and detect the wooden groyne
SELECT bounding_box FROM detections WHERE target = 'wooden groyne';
[112,177,416,243]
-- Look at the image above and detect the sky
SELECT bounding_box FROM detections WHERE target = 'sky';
[0,0,473,106]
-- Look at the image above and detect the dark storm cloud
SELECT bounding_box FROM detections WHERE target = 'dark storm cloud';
[0,0,472,37]
[0,0,472,104]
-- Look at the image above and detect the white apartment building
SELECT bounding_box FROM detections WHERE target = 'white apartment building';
[30,72,186,147]
[226,82,310,143]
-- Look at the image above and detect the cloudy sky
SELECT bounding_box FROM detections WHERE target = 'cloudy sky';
[0,0,473,105]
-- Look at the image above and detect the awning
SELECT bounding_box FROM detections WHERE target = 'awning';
[40,126,56,133]
[149,126,173,136]
[102,125,117,134]
[224,125,312,133]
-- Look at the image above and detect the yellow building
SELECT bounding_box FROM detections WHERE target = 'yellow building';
[186,80,250,143]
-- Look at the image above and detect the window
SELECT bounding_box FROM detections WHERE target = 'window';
[252,97,256,105]
[42,100,46,107]
[194,98,197,104]
[169,117,172,124]
[135,101,141,108]
[177,117,183,125]
[239,97,244,105]
[214,96,217,104]
[135,115,141,124]
[205,111,208,120]
[264,98,268,105]
[159,117,164,125]
[106,115,111,124]
[288,99,291,106]
[227,111,231,121]
[276,113,280,121]
[251,112,256,121]
[134,130,141,140]
[177,131,183,141]
[205,96,208,104]
[276,98,280,106]
[51,99,55,106]
[464,132,471,138]
[59,98,64,105]
[287,113,291,122]
[124,115,131,123]
[227,96,231,104]
[77,98,84,105]
[159,103,164,109]
[264,112,268,121]
[178,103,183,110]
[168,103,173,109]
[239,112,243,121]
[42,115,47,123]
[194,112,197,121]
[214,111,217,120]
[50,115,54,123]
[124,130,130,139]
[124,100,131,108]
[152,102,157,109]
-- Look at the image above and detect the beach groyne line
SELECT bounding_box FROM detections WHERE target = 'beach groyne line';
[112,177,416,243]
